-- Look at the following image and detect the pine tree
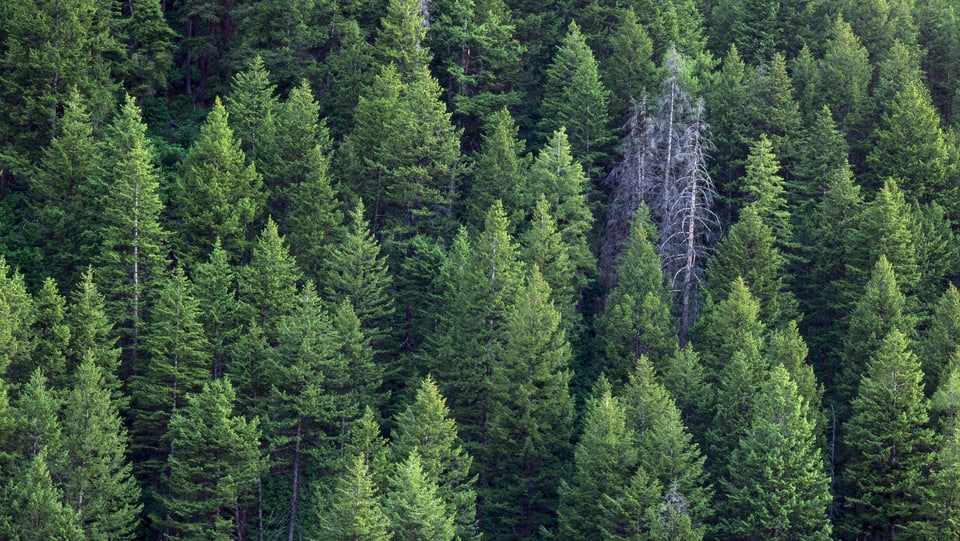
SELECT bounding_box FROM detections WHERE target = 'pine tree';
[538,21,615,178]
[843,329,935,539]
[192,240,240,380]
[768,322,826,440]
[338,62,461,240]
[130,266,211,514]
[174,97,265,264]
[557,379,639,540]
[819,16,872,140]
[736,134,791,248]
[316,453,392,541]
[706,45,752,195]
[29,90,97,287]
[790,105,848,219]
[919,285,960,393]
[26,278,70,389]
[237,217,302,338]
[0,0,119,157]
[161,379,264,541]
[322,201,394,356]
[521,196,579,337]
[695,276,766,375]
[705,205,793,329]
[383,451,456,541]
[597,206,677,385]
[865,80,954,212]
[390,376,479,540]
[0,258,35,384]
[603,8,656,120]
[746,53,801,160]
[117,0,176,98]
[465,108,531,232]
[526,128,596,302]
[65,268,121,397]
[374,0,430,81]
[485,267,575,538]
[720,365,832,540]
[840,255,913,409]
[0,449,84,541]
[924,367,960,537]
[90,94,168,367]
[61,355,141,540]
[318,19,378,137]
[224,55,279,161]
[621,357,713,534]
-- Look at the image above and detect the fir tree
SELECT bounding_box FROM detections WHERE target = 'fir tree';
[539,21,615,178]
[161,379,264,541]
[465,108,531,232]
[0,449,84,541]
[118,0,176,98]
[316,453,392,541]
[61,355,141,540]
[0,258,34,384]
[521,196,579,337]
[597,206,676,385]
[383,451,456,541]
[224,55,279,161]
[391,376,479,540]
[26,278,70,389]
[191,240,240,380]
[843,329,935,539]
[65,268,121,398]
[173,97,265,264]
[819,16,872,140]
[919,284,960,393]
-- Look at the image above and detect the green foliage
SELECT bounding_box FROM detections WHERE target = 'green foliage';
[61,356,142,540]
[390,376,478,540]
[842,329,935,538]
[603,8,656,119]
[224,55,279,162]
[161,378,264,540]
[720,365,832,540]
[65,268,121,397]
[118,0,176,99]
[485,267,574,538]
[317,453,392,541]
[0,257,36,383]
[383,451,456,541]
[819,16,873,139]
[174,97,265,264]
[0,449,84,541]
[465,108,531,232]
[597,206,676,385]
[539,22,615,178]
[522,196,579,337]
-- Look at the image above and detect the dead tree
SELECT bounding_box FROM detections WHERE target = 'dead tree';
[661,98,718,345]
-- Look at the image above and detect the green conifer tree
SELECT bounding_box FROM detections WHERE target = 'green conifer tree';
[61,356,141,540]
[521,196,579,337]
[174,97,265,264]
[819,16,873,140]
[224,55,279,161]
[465,108,531,232]
[597,207,676,385]
[390,376,478,540]
[161,379,264,541]
[485,267,575,538]
[26,278,70,389]
[0,449,84,541]
[117,0,176,98]
[919,285,960,393]
[65,268,121,397]
[539,22,615,178]
[316,453,392,541]
[720,364,832,540]
[383,451,456,541]
[191,240,240,380]
[843,329,935,538]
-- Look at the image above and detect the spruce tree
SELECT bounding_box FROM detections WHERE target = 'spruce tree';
[390,376,478,540]
[924,367,960,537]
[597,206,676,385]
[720,364,832,540]
[603,8,656,119]
[316,453,392,541]
[130,266,211,512]
[191,240,240,380]
[161,379,264,541]
[465,108,531,232]
[526,128,596,302]
[173,97,265,264]
[65,268,121,398]
[0,449,84,541]
[736,134,792,248]
[705,205,792,330]
[223,55,279,161]
[819,16,872,140]
[90,94,168,366]
[557,379,639,541]
[919,284,960,393]
[26,278,70,389]
[61,356,141,540]
[485,267,575,538]
[322,200,394,356]
[0,258,34,384]
[538,21,615,178]
[383,451,456,541]
[843,329,935,539]
[521,196,579,337]
[117,0,176,98]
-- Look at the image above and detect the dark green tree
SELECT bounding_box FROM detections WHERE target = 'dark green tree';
[26,278,70,389]
[919,285,960,393]
[526,128,596,303]
[464,108,531,232]
[0,258,35,386]
[521,196,579,337]
[603,8,656,120]
[842,329,935,539]
[557,379,638,540]
[0,449,84,541]
[819,16,873,140]
[65,268,121,398]
[390,376,479,540]
[597,206,676,385]
[191,240,240,380]
[117,0,175,98]
[161,378,264,541]
[720,364,832,540]
[173,97,265,264]
[224,55,279,161]
[374,0,430,81]
[485,267,575,538]
[316,453,392,541]
[539,21,615,178]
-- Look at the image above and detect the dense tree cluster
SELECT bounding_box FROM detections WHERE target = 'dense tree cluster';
[3,0,960,539]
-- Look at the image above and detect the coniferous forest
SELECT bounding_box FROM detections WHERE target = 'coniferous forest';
[4,0,960,539]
